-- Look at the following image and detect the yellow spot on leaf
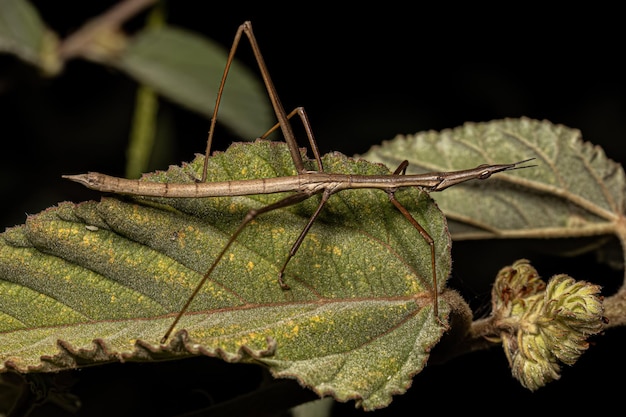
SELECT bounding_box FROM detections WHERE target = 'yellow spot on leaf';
[247,261,254,271]
[81,233,101,248]
[228,202,239,212]
[57,226,78,240]
[307,233,320,245]
[271,227,285,239]
[107,248,116,264]
[333,246,342,256]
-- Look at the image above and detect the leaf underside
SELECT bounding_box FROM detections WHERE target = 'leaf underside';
[0,140,450,410]
[360,117,626,243]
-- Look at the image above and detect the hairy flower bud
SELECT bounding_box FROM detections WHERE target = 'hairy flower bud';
[491,259,605,390]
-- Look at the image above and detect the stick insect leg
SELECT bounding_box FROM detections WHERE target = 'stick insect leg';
[202,21,310,183]
[161,190,316,344]
[393,160,409,175]
[277,189,332,288]
[258,107,324,172]
[387,192,440,321]
[390,160,440,321]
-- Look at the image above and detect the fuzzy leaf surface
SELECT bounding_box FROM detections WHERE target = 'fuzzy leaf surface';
[360,117,625,243]
[0,140,450,410]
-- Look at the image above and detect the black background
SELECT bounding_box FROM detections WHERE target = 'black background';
[0,2,624,416]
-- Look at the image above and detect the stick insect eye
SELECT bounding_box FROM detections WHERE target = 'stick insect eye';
[477,165,492,179]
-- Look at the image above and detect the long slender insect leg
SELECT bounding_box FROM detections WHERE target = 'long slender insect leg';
[202,21,309,183]
[277,189,332,289]
[387,192,440,321]
[390,159,441,320]
[161,191,314,344]
[202,25,244,182]
[259,107,324,172]
[393,160,409,175]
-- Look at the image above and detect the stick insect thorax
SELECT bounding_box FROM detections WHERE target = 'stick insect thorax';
[63,21,536,344]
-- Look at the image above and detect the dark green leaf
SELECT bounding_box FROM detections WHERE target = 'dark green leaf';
[0,140,450,410]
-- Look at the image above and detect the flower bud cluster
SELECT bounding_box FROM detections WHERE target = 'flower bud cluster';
[491,259,605,390]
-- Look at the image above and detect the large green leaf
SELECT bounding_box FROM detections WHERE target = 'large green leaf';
[360,117,626,243]
[0,140,450,410]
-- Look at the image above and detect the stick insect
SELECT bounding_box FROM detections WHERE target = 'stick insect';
[63,21,535,344]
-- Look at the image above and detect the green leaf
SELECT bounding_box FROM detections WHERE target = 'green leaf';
[359,117,625,242]
[110,26,274,140]
[0,140,450,410]
[0,0,61,75]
